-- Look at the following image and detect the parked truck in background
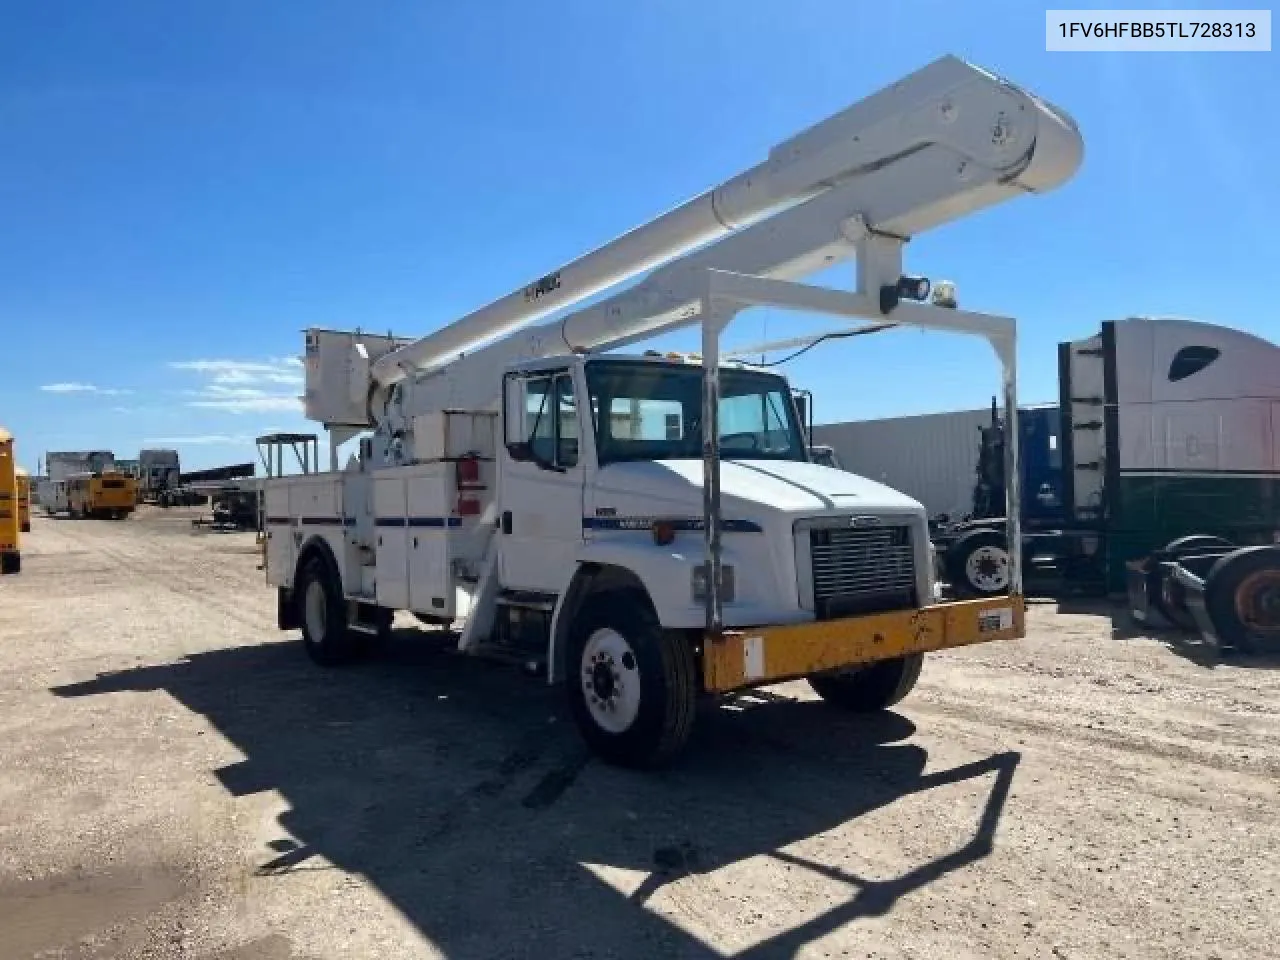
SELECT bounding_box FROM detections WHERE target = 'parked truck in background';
[259,56,1085,767]
[40,451,115,516]
[138,449,181,504]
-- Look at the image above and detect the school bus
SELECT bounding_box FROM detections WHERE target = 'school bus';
[0,428,18,574]
[67,469,138,520]
[15,467,31,533]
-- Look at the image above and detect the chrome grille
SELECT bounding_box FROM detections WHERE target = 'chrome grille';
[809,524,916,617]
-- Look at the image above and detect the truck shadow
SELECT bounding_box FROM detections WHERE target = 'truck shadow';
[53,630,1020,959]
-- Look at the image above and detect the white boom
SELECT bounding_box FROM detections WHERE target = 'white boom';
[360,54,1081,422]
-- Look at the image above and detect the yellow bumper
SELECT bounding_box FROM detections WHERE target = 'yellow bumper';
[702,595,1025,694]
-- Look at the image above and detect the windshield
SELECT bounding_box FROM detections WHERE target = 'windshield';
[585,360,806,465]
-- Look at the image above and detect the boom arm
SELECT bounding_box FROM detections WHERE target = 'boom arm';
[317,54,1083,427]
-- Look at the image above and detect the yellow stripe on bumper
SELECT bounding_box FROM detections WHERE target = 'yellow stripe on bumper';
[702,595,1025,694]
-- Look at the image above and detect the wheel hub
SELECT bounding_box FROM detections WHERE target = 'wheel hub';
[965,545,1010,591]
[1236,570,1280,636]
[580,628,641,734]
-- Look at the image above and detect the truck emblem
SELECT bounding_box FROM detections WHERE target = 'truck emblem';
[850,516,879,528]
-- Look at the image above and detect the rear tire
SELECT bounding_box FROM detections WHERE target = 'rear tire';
[565,590,697,769]
[808,653,924,712]
[0,552,19,575]
[947,529,1011,599]
[296,556,361,666]
[1204,546,1280,655]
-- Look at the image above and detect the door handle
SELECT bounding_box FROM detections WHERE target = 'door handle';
[501,511,513,535]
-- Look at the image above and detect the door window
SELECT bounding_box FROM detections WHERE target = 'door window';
[508,371,579,470]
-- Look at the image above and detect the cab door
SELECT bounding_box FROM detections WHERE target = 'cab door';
[498,369,586,595]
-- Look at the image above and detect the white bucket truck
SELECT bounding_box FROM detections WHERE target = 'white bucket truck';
[263,55,1084,767]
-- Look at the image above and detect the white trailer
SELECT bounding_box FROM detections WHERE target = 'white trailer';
[813,408,995,522]
[263,55,1084,767]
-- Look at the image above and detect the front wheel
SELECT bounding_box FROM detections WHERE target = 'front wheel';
[565,590,697,769]
[808,653,924,711]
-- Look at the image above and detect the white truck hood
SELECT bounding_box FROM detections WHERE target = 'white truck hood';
[593,458,925,518]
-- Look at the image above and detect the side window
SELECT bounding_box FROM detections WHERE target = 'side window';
[1168,345,1220,382]
[507,371,580,469]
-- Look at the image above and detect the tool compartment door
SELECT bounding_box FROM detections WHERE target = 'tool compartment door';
[263,483,296,587]
[407,465,455,617]
[374,473,410,609]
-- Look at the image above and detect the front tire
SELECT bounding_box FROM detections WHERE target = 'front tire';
[297,556,360,666]
[565,590,697,769]
[808,653,924,711]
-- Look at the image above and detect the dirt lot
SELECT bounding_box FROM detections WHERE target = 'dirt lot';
[0,508,1277,960]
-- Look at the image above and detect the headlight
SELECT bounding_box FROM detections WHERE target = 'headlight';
[692,564,735,603]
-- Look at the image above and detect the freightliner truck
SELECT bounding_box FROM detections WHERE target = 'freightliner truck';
[261,56,1085,767]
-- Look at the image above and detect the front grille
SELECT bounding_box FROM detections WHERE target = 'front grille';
[810,524,917,618]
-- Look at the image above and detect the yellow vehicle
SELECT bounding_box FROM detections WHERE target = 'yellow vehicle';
[15,467,31,533]
[0,428,18,574]
[67,469,138,520]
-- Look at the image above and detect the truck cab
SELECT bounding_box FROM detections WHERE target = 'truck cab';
[494,354,930,630]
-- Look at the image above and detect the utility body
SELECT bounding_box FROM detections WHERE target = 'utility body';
[263,55,1085,766]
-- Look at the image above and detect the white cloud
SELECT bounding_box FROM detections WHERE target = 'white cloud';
[169,357,303,386]
[188,396,302,414]
[41,382,131,395]
[170,357,303,414]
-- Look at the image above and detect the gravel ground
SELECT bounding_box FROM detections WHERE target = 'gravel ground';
[1,508,1277,960]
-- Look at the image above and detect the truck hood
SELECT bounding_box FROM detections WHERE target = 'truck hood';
[592,458,925,519]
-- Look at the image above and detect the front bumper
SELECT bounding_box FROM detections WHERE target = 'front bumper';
[702,595,1025,693]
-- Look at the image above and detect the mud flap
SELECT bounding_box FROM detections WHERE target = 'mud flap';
[277,586,300,631]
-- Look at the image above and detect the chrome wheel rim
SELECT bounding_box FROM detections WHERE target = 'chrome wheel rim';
[581,628,641,734]
[965,545,1010,592]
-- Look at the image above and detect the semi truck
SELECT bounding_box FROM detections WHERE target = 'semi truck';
[261,55,1086,767]
[0,428,18,574]
[138,449,181,503]
[929,317,1280,654]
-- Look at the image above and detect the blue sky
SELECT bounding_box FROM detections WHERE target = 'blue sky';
[1,1,1275,472]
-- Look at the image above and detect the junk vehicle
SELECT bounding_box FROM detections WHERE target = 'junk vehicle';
[261,55,1085,767]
